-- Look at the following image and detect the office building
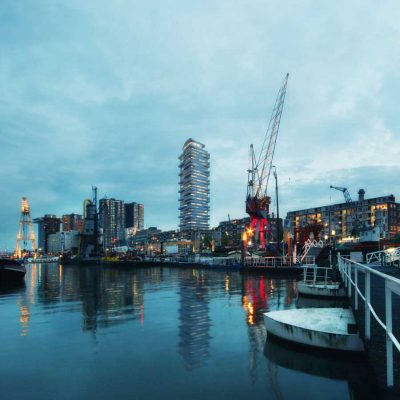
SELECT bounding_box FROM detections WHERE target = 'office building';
[125,202,144,231]
[33,215,61,253]
[62,213,83,232]
[99,198,125,249]
[179,138,210,231]
[287,190,400,243]
[47,231,80,254]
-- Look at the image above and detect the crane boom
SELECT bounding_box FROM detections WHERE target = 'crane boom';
[245,73,289,249]
[330,186,352,203]
[249,73,289,199]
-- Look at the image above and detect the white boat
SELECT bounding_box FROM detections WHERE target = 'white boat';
[297,281,347,298]
[26,256,60,263]
[264,308,364,352]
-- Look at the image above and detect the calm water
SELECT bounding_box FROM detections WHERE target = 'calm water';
[0,263,381,400]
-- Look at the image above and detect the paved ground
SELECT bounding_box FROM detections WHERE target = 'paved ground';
[348,265,400,398]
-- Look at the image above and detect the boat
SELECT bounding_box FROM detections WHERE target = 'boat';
[0,258,26,282]
[297,281,347,298]
[26,256,60,263]
[264,308,364,352]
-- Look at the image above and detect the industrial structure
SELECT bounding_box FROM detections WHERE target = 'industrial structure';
[78,188,98,258]
[245,73,289,248]
[15,197,37,258]
[287,189,400,243]
[179,139,210,231]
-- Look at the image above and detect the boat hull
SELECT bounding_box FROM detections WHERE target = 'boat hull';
[297,281,347,298]
[264,308,364,352]
[0,262,26,282]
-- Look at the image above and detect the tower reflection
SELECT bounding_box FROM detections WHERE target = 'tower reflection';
[178,269,211,370]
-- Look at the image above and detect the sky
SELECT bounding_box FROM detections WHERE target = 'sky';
[1,0,400,250]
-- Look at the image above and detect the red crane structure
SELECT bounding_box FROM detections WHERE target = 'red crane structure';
[245,73,289,249]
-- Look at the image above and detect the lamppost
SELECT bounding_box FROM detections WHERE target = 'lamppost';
[241,227,254,268]
[272,165,281,255]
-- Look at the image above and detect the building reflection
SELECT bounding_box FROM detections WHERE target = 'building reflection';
[28,263,146,333]
[178,269,211,370]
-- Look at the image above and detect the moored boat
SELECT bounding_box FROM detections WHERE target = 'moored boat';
[0,258,26,282]
[264,308,364,352]
[297,281,347,298]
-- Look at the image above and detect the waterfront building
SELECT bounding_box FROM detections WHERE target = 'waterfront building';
[179,139,210,231]
[62,213,83,232]
[129,227,161,247]
[125,202,144,231]
[99,198,125,250]
[286,190,400,243]
[47,231,80,254]
[164,239,193,256]
[33,215,61,253]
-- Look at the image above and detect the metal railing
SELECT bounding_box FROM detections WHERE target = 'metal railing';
[338,254,400,387]
[300,239,324,262]
[366,247,400,266]
[244,255,316,268]
[302,265,332,284]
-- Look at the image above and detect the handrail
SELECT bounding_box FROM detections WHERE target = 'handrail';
[244,255,316,268]
[366,247,400,265]
[338,254,400,387]
[301,265,332,285]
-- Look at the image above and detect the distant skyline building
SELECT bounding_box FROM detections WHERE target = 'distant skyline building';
[287,190,400,243]
[125,202,144,231]
[33,215,61,253]
[47,230,80,254]
[179,138,210,231]
[62,213,83,232]
[99,198,125,249]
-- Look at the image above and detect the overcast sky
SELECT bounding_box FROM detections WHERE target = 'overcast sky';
[1,1,400,250]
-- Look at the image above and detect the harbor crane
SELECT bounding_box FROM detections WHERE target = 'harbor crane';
[329,186,352,203]
[246,73,289,249]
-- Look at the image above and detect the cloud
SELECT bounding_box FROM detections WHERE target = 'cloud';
[1,0,400,249]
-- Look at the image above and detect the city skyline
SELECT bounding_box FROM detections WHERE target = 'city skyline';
[1,1,400,249]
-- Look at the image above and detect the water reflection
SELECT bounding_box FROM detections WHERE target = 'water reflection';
[241,274,298,384]
[178,270,211,370]
[264,336,381,399]
[0,263,383,400]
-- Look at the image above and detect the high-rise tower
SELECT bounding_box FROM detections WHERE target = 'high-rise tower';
[99,198,125,249]
[15,197,37,258]
[179,139,210,231]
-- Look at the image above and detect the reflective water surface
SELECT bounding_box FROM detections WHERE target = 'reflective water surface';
[0,264,381,399]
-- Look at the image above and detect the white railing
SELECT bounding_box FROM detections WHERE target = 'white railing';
[297,255,317,266]
[302,265,332,284]
[338,254,400,387]
[366,247,400,266]
[244,255,315,268]
[300,238,324,262]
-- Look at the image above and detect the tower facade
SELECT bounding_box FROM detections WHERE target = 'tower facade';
[15,197,37,258]
[179,139,210,231]
[99,198,125,249]
[125,202,144,231]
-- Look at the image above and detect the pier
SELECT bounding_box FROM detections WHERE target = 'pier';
[338,253,400,390]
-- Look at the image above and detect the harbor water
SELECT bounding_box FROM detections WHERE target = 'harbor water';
[0,263,382,400]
